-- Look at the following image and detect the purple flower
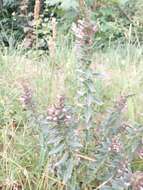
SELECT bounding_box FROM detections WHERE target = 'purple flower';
[131,172,143,190]
[19,81,34,111]
[46,95,73,125]
[137,147,143,159]
[109,137,122,153]
[72,19,97,62]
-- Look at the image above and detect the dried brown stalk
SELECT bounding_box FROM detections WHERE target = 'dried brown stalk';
[48,18,57,60]
[22,0,42,48]
[34,0,41,24]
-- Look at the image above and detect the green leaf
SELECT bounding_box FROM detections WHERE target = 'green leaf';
[87,94,94,106]
[100,186,113,190]
[45,0,78,10]
[55,152,69,166]
[94,97,103,106]
[61,0,78,10]
[85,107,92,124]
[63,158,74,183]
[86,81,95,93]
[69,141,83,149]
[47,136,63,145]
[45,0,61,6]
[49,143,65,155]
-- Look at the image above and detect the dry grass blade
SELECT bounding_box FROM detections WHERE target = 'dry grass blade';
[76,153,96,162]
[94,176,113,190]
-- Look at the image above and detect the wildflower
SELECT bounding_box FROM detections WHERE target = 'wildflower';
[46,95,72,125]
[47,106,55,115]
[19,81,34,111]
[72,19,97,62]
[114,94,135,113]
[131,172,143,190]
[114,95,127,112]
[109,137,122,153]
[2,178,22,190]
[137,147,143,159]
[116,159,130,178]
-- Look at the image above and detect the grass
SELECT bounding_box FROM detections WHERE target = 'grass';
[0,41,143,189]
[93,45,143,122]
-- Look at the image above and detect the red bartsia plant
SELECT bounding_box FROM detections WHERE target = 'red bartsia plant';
[72,18,97,63]
[19,81,35,112]
[20,84,32,107]
[72,17,98,131]
[131,172,143,190]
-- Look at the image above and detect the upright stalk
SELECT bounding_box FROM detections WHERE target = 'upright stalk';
[72,6,97,130]
[34,0,41,25]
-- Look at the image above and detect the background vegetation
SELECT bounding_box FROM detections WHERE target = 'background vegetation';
[0,0,143,189]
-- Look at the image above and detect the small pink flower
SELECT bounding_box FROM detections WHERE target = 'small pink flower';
[131,172,143,190]
[109,137,122,153]
[137,147,143,159]
[47,107,55,115]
